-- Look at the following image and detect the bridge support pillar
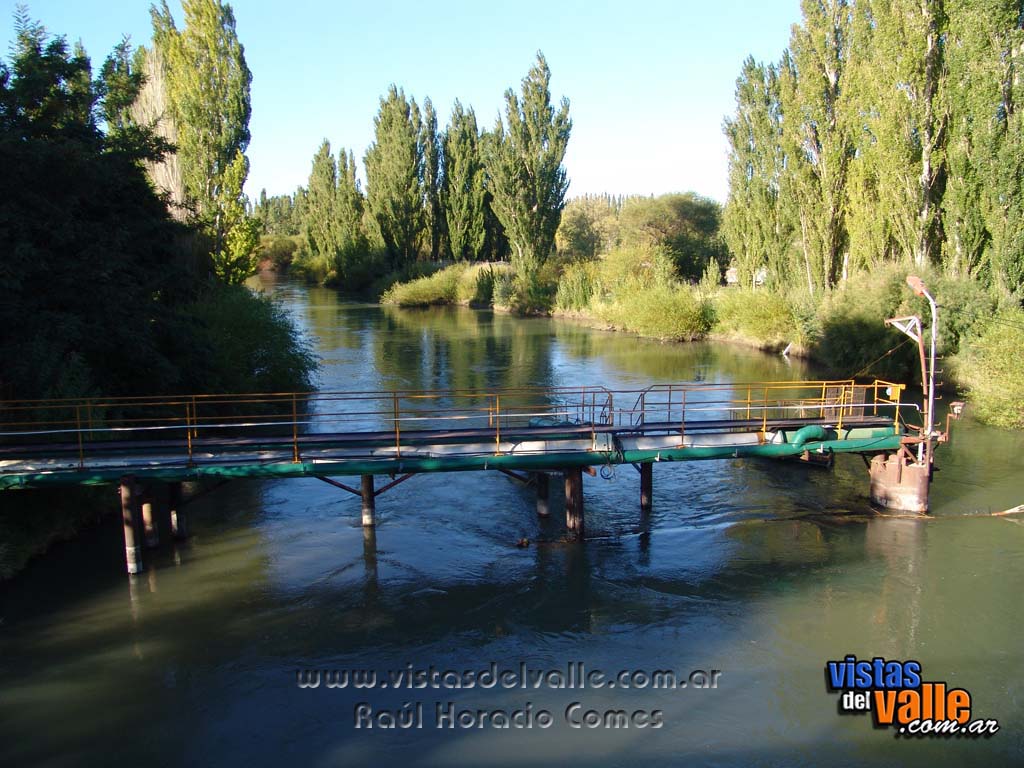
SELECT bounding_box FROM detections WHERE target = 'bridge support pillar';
[169,482,188,539]
[120,476,143,575]
[361,475,376,527]
[640,463,653,513]
[869,453,930,513]
[535,472,550,517]
[141,494,159,549]
[564,468,584,537]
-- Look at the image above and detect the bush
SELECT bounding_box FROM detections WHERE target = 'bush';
[814,266,923,380]
[712,288,801,349]
[555,261,598,312]
[594,284,713,341]
[185,283,318,394]
[955,308,1024,428]
[381,263,467,306]
[257,234,299,270]
[493,269,516,307]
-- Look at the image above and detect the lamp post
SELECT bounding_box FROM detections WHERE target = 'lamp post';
[906,275,937,465]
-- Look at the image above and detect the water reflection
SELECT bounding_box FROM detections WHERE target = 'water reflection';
[1,277,1021,767]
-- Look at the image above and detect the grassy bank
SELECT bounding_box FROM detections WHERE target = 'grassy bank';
[380,251,1021,429]
[381,262,514,308]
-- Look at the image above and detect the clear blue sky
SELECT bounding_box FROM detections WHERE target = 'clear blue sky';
[1,0,801,202]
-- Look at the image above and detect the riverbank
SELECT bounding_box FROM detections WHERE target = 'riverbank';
[378,255,1021,427]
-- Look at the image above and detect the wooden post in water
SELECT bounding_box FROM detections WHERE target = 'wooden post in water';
[564,467,584,537]
[535,472,550,518]
[640,462,653,514]
[169,482,188,539]
[141,491,159,549]
[361,475,376,527]
[120,476,143,575]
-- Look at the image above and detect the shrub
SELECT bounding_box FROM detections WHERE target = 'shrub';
[555,261,598,312]
[493,269,516,307]
[257,234,299,270]
[185,283,318,394]
[594,284,712,341]
[713,288,801,349]
[380,263,467,306]
[955,308,1024,428]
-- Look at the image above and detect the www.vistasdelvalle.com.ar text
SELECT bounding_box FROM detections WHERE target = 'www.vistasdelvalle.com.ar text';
[295,662,722,730]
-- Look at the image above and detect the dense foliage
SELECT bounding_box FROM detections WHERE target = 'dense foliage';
[0,11,315,401]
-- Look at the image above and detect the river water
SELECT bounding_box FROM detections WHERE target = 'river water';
[1,276,1021,767]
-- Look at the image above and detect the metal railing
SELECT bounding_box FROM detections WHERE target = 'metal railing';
[0,380,909,470]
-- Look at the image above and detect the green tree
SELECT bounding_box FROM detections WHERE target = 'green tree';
[0,13,193,398]
[150,0,258,283]
[336,148,367,254]
[722,56,793,287]
[364,85,423,269]
[779,0,856,294]
[848,0,946,270]
[442,100,486,261]
[945,0,1024,293]
[420,96,445,260]
[618,194,727,282]
[304,139,338,267]
[483,51,572,299]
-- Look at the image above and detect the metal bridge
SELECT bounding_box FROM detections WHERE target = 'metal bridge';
[0,379,928,574]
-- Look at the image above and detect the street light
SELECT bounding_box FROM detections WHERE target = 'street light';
[906,275,937,465]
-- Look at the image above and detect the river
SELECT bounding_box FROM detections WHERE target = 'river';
[1,276,1021,767]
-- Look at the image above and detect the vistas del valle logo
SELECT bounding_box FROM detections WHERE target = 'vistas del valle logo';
[825,655,1000,738]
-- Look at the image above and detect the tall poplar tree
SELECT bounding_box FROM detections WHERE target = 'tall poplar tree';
[849,0,947,269]
[150,0,258,283]
[364,85,423,269]
[484,52,571,298]
[946,0,1024,293]
[779,0,856,294]
[722,57,793,287]
[304,139,338,266]
[420,97,444,260]
[442,101,486,261]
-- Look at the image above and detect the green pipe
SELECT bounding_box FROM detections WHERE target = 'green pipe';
[0,429,902,489]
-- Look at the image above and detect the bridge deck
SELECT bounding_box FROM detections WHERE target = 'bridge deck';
[0,380,912,489]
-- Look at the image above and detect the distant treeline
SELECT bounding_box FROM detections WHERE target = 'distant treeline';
[255,52,575,308]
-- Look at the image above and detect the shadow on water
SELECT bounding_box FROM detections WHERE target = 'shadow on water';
[1,279,1021,767]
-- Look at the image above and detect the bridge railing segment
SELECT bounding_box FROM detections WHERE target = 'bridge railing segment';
[0,380,909,472]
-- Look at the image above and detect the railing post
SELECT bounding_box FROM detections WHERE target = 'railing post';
[75,405,84,470]
[292,393,300,462]
[393,393,402,458]
[185,402,194,465]
[494,394,501,455]
[761,386,768,438]
[680,389,686,442]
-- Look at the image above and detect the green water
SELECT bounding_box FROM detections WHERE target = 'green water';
[1,277,1021,767]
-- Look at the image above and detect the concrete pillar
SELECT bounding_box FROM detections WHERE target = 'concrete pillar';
[120,476,143,575]
[169,482,188,539]
[141,495,159,549]
[640,463,653,514]
[361,475,376,527]
[535,472,550,518]
[564,468,584,537]
[869,453,930,513]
